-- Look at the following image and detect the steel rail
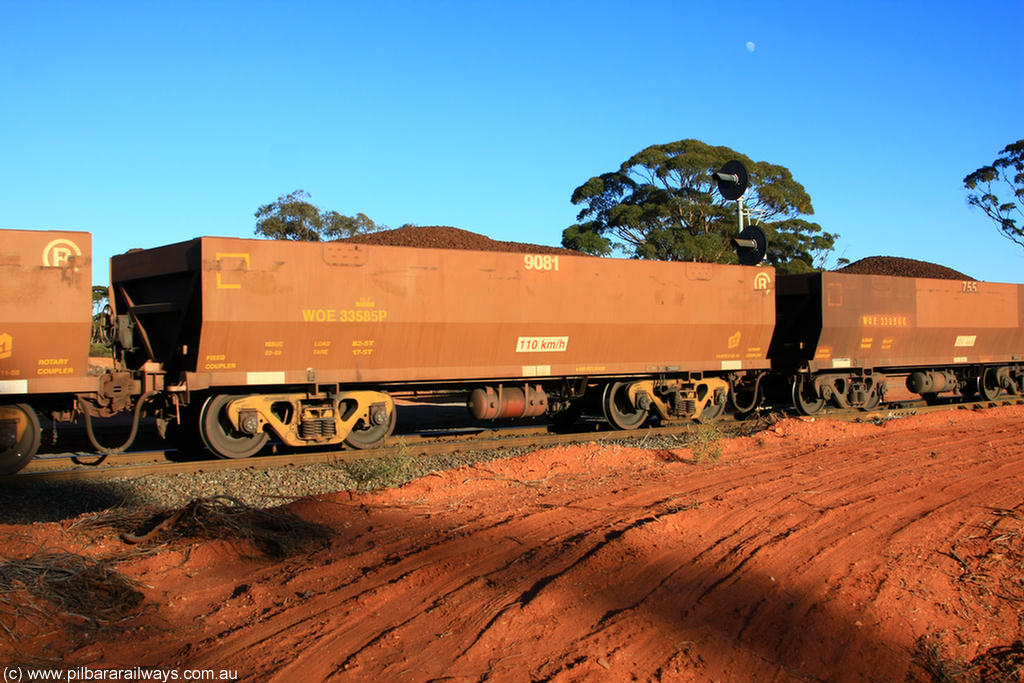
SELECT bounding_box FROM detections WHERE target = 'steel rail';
[5,396,1024,485]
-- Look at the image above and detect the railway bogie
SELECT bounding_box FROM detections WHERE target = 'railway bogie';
[602,376,731,427]
[906,364,1023,402]
[788,371,886,414]
[189,388,401,458]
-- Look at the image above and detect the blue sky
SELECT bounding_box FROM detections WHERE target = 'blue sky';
[1,0,1022,285]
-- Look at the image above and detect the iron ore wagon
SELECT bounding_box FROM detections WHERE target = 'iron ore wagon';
[770,271,1024,412]
[109,236,777,458]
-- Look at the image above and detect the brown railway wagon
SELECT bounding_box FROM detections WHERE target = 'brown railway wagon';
[0,229,93,472]
[771,271,1024,412]
[111,237,776,455]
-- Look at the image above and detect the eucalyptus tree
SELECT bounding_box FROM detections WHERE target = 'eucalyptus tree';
[963,139,1024,249]
[255,190,384,241]
[562,139,837,273]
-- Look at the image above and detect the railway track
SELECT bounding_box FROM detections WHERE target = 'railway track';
[5,395,1023,486]
[6,421,699,483]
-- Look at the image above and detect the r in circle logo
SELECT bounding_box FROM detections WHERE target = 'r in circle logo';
[42,238,82,267]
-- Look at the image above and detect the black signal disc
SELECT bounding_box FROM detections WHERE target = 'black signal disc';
[735,225,767,265]
[716,160,749,200]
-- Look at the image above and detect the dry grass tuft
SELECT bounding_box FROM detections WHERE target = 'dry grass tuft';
[910,504,1024,683]
[0,553,143,641]
[690,422,724,464]
[944,504,1024,613]
[71,505,156,535]
[735,410,785,437]
[911,635,1024,683]
[970,641,1024,683]
[85,496,336,559]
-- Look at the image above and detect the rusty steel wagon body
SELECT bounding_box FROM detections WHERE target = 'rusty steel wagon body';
[109,236,777,457]
[0,229,94,472]
[770,271,1024,413]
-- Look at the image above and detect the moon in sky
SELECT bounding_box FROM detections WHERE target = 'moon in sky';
[746,41,756,52]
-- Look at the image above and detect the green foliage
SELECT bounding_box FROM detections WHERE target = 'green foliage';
[562,139,837,273]
[963,139,1024,249]
[89,342,112,357]
[91,285,109,317]
[254,190,386,241]
[341,439,420,490]
[91,286,111,347]
[690,421,723,464]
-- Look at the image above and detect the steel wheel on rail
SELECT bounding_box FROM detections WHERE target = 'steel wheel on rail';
[978,368,1001,401]
[344,406,397,450]
[861,390,882,411]
[698,391,727,421]
[199,394,269,459]
[602,382,648,430]
[791,376,825,416]
[861,383,883,411]
[0,404,41,475]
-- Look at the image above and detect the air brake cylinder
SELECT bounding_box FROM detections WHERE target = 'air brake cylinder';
[469,385,548,420]
[906,370,957,394]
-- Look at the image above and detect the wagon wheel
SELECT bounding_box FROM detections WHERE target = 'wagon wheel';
[861,383,883,411]
[978,368,1001,401]
[344,406,397,450]
[602,382,648,430]
[199,394,268,459]
[791,377,825,416]
[698,390,727,421]
[0,404,41,475]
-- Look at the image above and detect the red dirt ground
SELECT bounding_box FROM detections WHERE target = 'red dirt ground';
[3,406,1024,682]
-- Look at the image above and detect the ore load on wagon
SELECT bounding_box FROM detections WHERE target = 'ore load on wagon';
[835,255,974,281]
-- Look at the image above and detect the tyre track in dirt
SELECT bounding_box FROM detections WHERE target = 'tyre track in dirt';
[173,411,1023,682]
[4,407,1023,682]
[179,489,661,679]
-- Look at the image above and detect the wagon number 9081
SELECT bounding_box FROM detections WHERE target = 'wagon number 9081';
[524,254,560,271]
